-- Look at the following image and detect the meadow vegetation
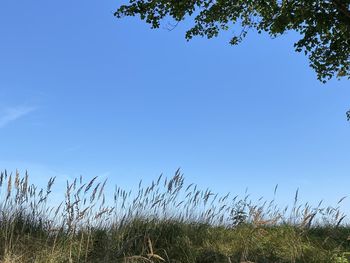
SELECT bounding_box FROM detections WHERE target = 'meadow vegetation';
[0,169,350,263]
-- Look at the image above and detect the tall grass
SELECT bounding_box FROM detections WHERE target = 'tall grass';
[0,169,349,262]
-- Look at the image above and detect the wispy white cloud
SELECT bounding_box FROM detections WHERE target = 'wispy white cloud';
[0,106,36,128]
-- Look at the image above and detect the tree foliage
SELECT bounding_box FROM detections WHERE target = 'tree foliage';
[115,0,350,82]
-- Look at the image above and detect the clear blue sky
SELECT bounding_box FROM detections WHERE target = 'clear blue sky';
[1,0,350,208]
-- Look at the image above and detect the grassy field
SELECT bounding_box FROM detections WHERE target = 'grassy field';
[0,169,350,263]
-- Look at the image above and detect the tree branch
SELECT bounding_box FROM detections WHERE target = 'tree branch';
[332,0,350,21]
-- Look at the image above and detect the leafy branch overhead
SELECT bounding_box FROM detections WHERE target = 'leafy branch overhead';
[115,0,350,82]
